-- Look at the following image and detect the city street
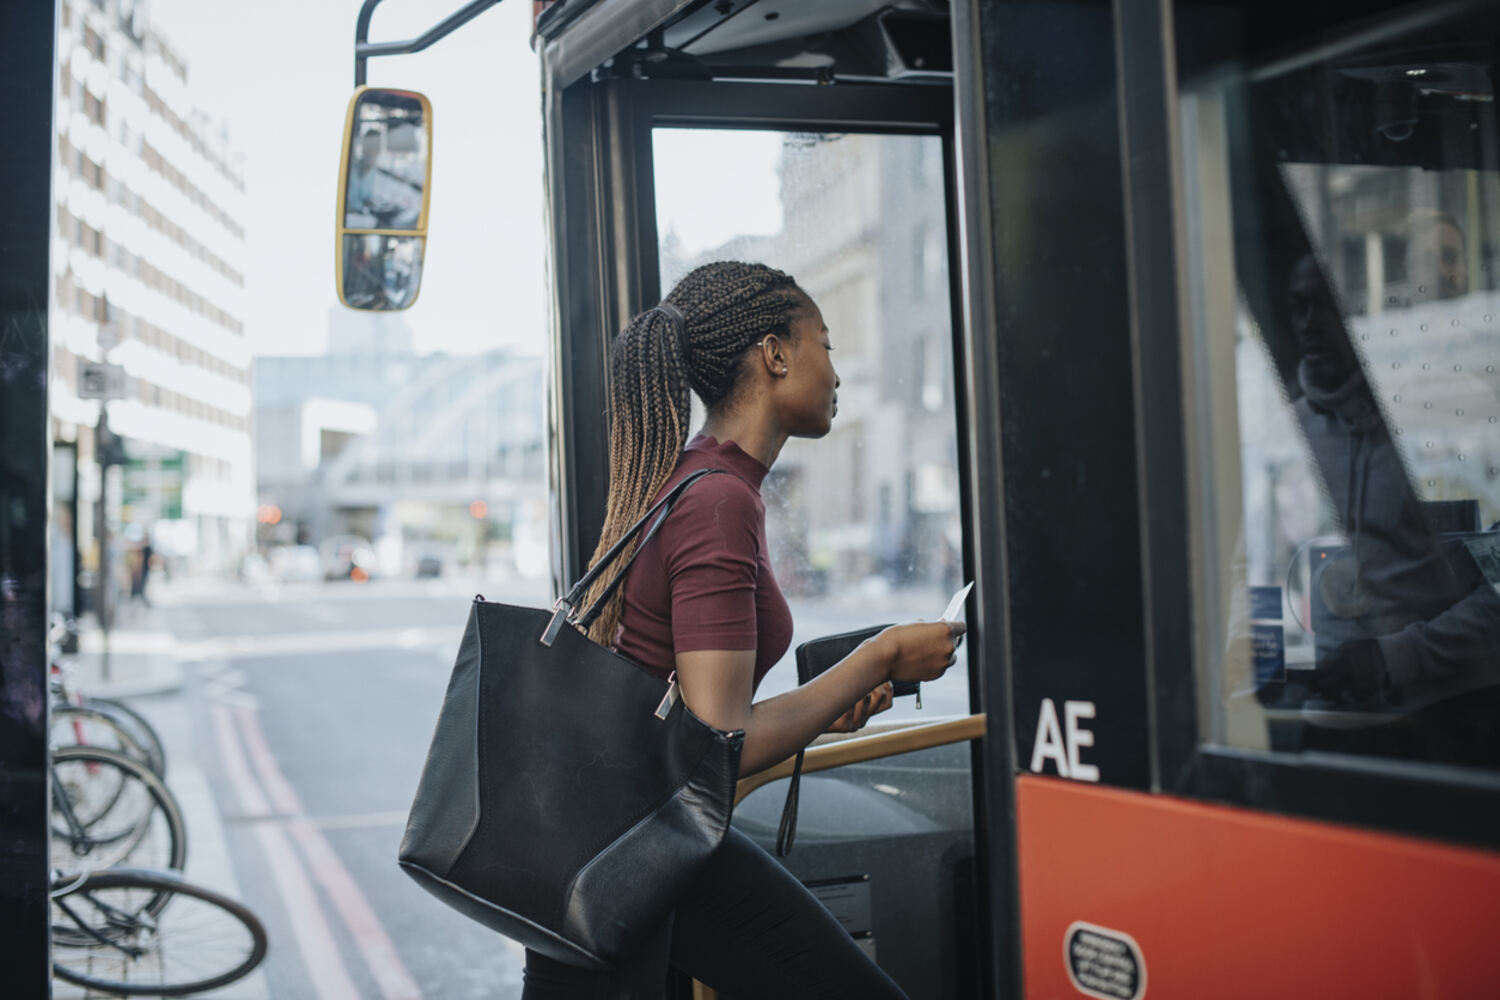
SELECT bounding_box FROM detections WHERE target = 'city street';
[74,574,549,999]
[60,572,972,999]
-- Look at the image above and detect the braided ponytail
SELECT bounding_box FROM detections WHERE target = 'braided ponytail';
[581,261,807,645]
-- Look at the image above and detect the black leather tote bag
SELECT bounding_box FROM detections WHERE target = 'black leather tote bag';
[399,469,743,970]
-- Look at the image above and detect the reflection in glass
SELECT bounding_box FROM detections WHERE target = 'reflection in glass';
[1180,11,1500,769]
[654,129,967,721]
[341,233,424,311]
[343,89,427,231]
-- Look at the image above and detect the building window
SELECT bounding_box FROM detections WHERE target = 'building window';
[79,222,102,256]
[83,25,105,62]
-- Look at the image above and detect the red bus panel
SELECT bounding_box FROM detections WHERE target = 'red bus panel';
[1017,775,1500,998]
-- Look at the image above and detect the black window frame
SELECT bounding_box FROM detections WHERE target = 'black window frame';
[1142,0,1500,850]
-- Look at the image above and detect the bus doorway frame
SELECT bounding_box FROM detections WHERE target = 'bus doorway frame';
[538,67,1016,998]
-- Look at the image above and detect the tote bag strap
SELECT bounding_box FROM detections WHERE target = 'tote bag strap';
[542,468,725,645]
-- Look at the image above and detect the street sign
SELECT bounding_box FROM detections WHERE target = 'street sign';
[122,450,186,521]
[78,360,130,400]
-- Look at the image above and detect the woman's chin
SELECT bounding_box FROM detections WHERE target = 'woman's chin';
[794,419,835,440]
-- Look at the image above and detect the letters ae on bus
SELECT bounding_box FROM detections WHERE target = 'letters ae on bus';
[335,86,433,311]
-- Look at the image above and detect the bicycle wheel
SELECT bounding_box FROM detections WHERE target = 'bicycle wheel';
[51,746,187,897]
[51,705,159,777]
[86,696,168,778]
[52,867,268,997]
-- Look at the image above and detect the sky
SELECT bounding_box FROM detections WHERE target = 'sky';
[143,0,787,359]
[148,0,546,357]
[653,128,783,256]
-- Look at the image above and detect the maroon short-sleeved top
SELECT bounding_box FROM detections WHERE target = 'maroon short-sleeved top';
[614,433,793,691]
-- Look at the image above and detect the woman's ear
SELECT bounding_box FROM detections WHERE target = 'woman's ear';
[757,334,789,377]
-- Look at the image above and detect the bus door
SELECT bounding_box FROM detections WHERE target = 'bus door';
[535,11,1000,998]
[953,0,1500,995]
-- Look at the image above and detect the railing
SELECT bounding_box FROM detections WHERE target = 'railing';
[735,713,987,804]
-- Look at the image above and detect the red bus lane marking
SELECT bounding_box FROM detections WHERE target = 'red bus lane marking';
[255,822,364,1000]
[235,704,425,1000]
[211,703,271,817]
[288,820,425,1000]
[216,701,361,999]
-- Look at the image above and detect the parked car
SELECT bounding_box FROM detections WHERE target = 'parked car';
[270,544,322,583]
[319,535,378,581]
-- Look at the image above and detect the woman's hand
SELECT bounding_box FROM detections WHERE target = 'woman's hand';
[676,619,964,776]
[827,682,894,733]
[875,621,966,685]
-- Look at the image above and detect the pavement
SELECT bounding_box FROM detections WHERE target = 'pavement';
[63,613,183,699]
[52,578,272,999]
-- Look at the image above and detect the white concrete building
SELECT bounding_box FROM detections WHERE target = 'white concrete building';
[50,0,253,582]
[254,318,548,580]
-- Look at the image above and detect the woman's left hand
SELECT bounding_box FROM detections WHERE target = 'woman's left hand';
[827,682,894,733]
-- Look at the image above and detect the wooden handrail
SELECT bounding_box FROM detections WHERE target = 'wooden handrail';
[692,713,986,1000]
[735,713,986,804]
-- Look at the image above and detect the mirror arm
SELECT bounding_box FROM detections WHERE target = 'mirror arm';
[355,0,504,87]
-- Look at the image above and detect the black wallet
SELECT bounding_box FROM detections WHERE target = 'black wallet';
[777,624,918,859]
[795,624,920,701]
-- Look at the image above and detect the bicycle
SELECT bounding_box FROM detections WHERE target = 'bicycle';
[83,695,167,777]
[51,703,164,778]
[50,616,168,778]
[52,745,187,885]
[44,621,266,997]
[51,866,268,996]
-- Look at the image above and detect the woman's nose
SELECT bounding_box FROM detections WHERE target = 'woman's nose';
[834,373,841,388]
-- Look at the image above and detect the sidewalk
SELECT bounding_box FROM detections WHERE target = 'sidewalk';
[53,580,270,999]
[63,608,183,699]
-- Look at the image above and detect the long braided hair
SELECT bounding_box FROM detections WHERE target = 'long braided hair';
[581,261,809,645]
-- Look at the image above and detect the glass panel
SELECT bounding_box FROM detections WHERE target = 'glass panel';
[340,233,425,311]
[1178,7,1500,769]
[654,128,970,722]
[343,89,428,232]
[734,741,980,997]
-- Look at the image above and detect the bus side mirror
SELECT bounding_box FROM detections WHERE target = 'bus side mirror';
[336,86,432,311]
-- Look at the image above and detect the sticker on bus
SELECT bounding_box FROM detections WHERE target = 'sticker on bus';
[1064,921,1146,1000]
[805,874,873,940]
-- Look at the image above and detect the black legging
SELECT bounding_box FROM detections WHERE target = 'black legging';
[521,828,909,999]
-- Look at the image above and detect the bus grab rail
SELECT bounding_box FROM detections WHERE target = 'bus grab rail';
[735,712,987,805]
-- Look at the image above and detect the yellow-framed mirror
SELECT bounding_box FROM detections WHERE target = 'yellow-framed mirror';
[335,86,433,311]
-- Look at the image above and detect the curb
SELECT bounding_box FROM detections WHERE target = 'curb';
[86,660,185,700]
[68,627,185,701]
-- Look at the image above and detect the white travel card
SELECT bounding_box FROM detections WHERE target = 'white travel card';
[941,581,974,623]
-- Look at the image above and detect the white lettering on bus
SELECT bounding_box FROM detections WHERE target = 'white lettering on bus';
[1028,698,1100,782]
[1064,700,1100,782]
